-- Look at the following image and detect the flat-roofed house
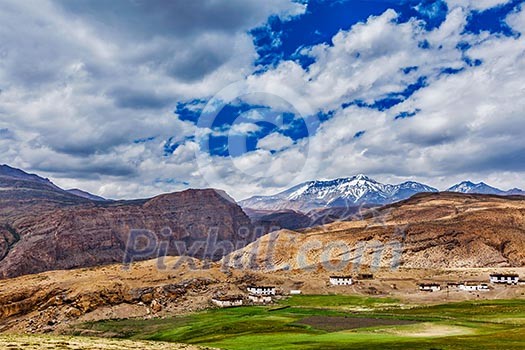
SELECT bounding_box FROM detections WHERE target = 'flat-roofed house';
[490,274,519,285]
[211,296,244,308]
[247,286,276,295]
[248,295,272,304]
[458,282,490,291]
[419,283,441,292]
[329,276,353,286]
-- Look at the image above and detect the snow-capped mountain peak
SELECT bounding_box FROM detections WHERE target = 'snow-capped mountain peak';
[447,181,504,195]
[446,181,525,196]
[241,176,525,212]
[241,175,438,212]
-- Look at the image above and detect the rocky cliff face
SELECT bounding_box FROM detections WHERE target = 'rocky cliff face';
[0,169,255,279]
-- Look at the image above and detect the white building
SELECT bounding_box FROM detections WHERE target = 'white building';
[247,286,276,295]
[248,295,272,304]
[290,290,302,295]
[458,283,490,292]
[490,274,519,285]
[211,296,244,308]
[419,283,441,292]
[329,276,353,286]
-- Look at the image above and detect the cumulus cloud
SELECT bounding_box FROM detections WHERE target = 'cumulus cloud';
[246,8,467,113]
[257,133,294,151]
[193,3,525,199]
[0,0,305,198]
[230,123,262,135]
[446,0,513,11]
[1,0,524,200]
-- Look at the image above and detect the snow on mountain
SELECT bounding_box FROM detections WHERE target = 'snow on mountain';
[446,181,503,195]
[240,175,438,212]
[447,181,525,196]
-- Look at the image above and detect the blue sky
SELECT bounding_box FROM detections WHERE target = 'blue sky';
[0,0,524,199]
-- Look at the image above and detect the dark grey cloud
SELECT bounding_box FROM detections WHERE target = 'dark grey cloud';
[163,45,234,82]
[0,0,304,196]
[400,127,467,147]
[32,161,138,180]
[466,148,525,172]
[53,0,303,82]
[108,86,173,110]
[56,0,295,39]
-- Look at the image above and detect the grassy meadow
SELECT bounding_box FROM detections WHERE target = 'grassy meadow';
[74,296,525,350]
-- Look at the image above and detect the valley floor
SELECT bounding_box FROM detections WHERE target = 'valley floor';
[2,258,525,349]
[69,296,525,350]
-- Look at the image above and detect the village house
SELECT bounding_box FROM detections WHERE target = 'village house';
[458,282,490,292]
[247,286,276,295]
[290,290,302,295]
[490,274,520,285]
[329,276,353,286]
[419,283,441,292]
[211,296,244,308]
[248,294,273,304]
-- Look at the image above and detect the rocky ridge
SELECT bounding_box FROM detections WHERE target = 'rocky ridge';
[0,166,255,278]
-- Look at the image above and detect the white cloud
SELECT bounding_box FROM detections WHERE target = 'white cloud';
[1,0,524,201]
[0,0,305,199]
[230,123,262,135]
[507,3,525,32]
[446,0,513,11]
[247,8,466,113]
[257,133,294,151]
[195,4,525,199]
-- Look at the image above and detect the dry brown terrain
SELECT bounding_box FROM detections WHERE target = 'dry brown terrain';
[226,193,525,270]
[1,255,524,335]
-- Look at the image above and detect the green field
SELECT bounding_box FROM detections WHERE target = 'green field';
[75,296,525,350]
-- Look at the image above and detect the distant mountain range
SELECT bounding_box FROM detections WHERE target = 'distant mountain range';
[0,164,107,201]
[447,181,525,196]
[240,175,525,212]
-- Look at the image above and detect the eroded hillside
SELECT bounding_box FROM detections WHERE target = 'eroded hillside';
[226,193,525,270]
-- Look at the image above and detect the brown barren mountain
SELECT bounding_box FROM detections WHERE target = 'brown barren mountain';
[0,166,255,279]
[226,192,525,271]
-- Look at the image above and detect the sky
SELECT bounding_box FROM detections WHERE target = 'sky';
[1,0,525,200]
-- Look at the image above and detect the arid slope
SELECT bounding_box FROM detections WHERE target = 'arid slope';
[226,193,525,270]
